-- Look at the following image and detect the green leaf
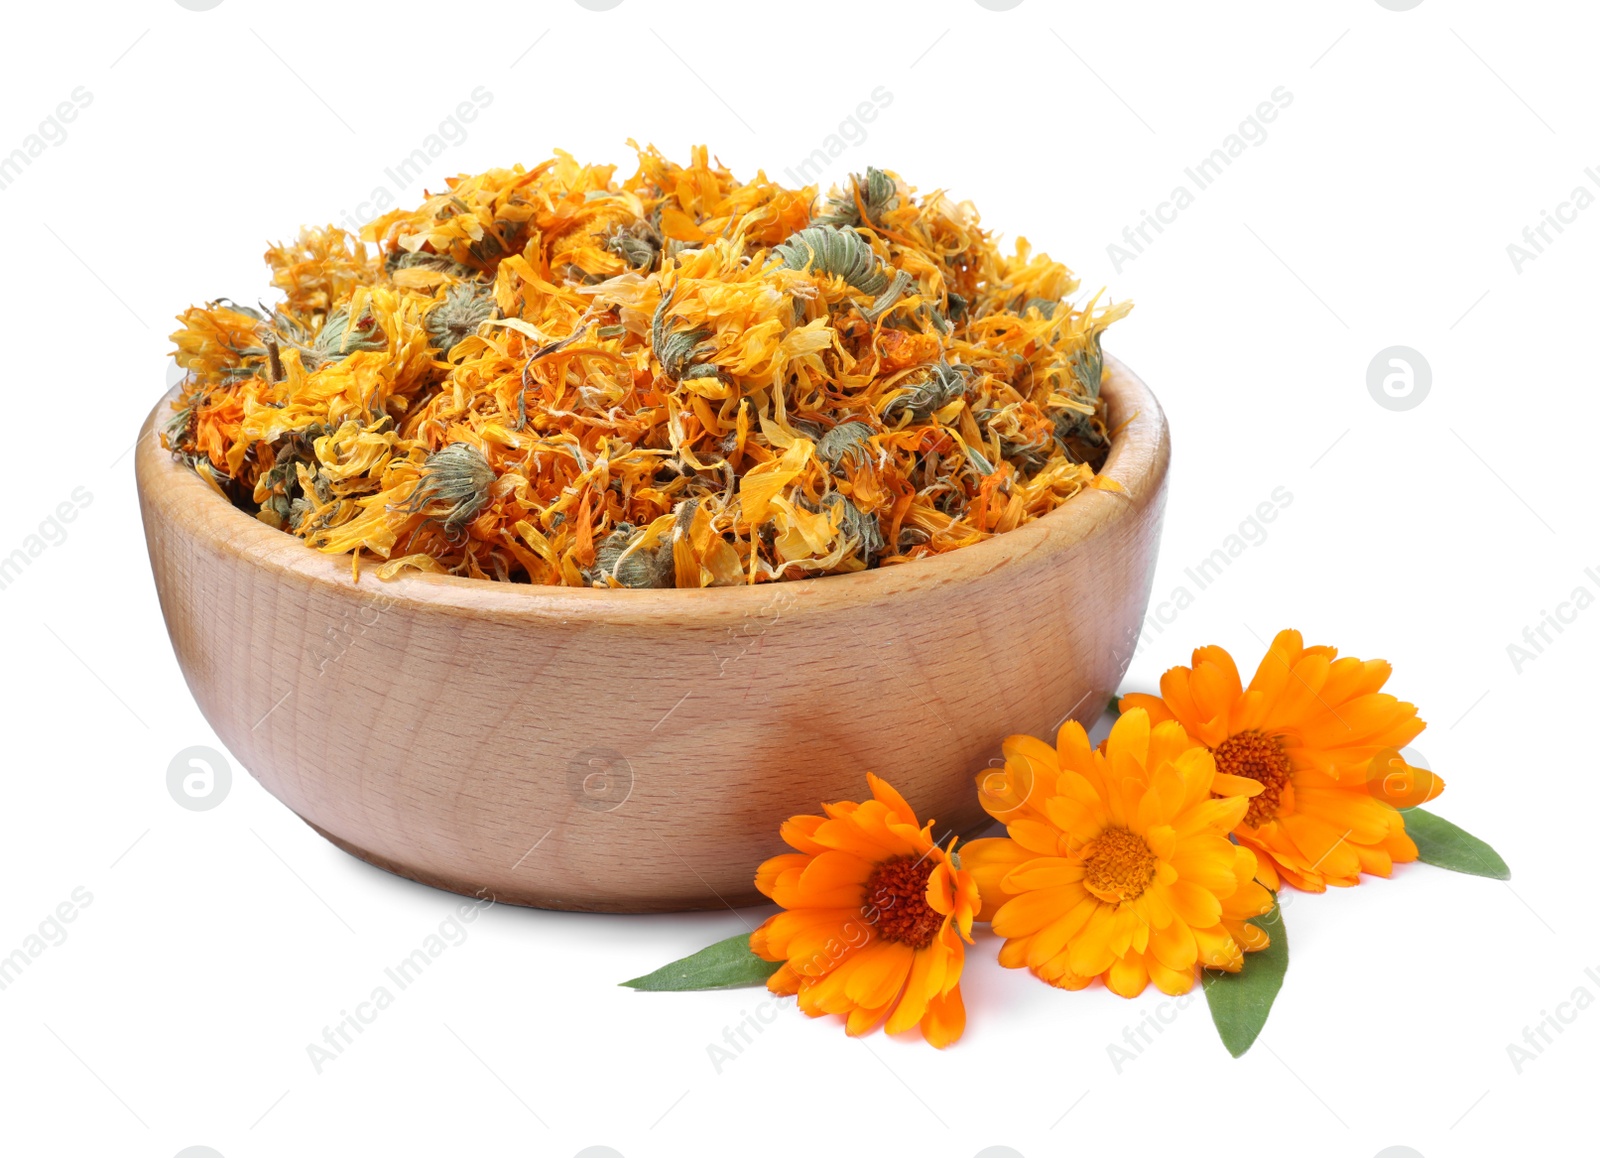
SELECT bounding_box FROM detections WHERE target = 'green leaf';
[1404,807,1511,880]
[1203,899,1289,1058]
[621,933,780,992]
[1105,694,1123,717]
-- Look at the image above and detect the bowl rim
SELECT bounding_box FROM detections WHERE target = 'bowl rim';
[136,354,1168,625]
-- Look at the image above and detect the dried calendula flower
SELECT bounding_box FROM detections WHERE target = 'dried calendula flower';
[650,286,725,383]
[396,442,496,535]
[425,281,497,356]
[164,144,1130,586]
[775,223,911,320]
[813,166,898,229]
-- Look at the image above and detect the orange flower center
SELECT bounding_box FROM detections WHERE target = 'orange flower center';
[1212,729,1292,827]
[864,855,944,949]
[1081,826,1157,904]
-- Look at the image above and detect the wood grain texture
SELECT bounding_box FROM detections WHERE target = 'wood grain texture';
[135,356,1170,912]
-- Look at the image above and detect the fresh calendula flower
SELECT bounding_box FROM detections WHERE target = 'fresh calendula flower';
[750,775,978,1047]
[1119,629,1444,892]
[963,709,1276,996]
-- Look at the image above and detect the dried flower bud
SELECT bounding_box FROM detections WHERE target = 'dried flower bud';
[775,224,911,322]
[164,145,1129,587]
[650,288,724,383]
[604,219,665,272]
[884,361,968,425]
[587,522,675,588]
[397,443,496,533]
[426,281,497,356]
[385,250,474,279]
[273,305,387,371]
[817,421,876,470]
[825,494,885,560]
[814,167,899,229]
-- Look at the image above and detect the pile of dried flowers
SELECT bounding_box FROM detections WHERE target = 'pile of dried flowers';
[165,145,1129,587]
[626,630,1508,1055]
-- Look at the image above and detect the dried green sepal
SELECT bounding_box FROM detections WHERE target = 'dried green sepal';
[162,405,195,449]
[604,218,665,272]
[513,323,592,428]
[587,521,675,588]
[884,361,968,424]
[964,444,997,476]
[824,494,884,560]
[774,225,912,321]
[271,305,387,372]
[1049,328,1112,449]
[814,167,898,229]
[426,281,497,356]
[255,423,330,528]
[311,306,387,365]
[384,251,476,280]
[183,300,273,384]
[396,442,495,533]
[650,288,724,383]
[1068,328,1107,400]
[817,420,875,470]
[587,522,636,583]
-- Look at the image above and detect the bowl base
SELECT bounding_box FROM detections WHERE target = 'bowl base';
[299,816,769,914]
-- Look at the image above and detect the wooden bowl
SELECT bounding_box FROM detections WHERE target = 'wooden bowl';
[136,356,1169,912]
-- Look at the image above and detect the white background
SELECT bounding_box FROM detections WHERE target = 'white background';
[2,1,1594,1156]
